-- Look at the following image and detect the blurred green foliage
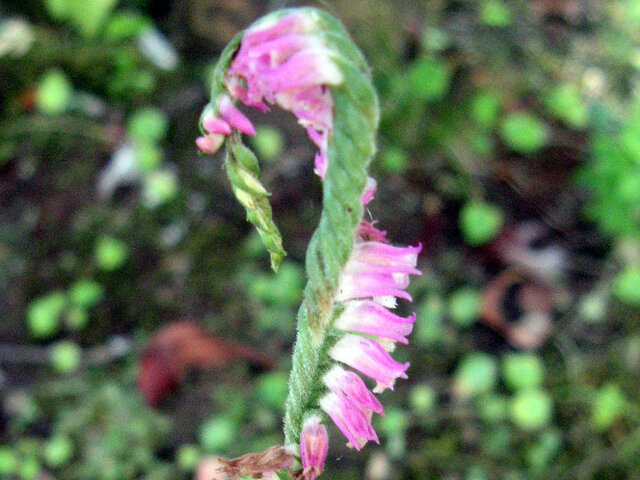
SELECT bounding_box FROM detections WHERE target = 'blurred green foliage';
[2,1,640,479]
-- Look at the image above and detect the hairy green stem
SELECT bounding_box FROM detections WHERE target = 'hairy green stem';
[283,78,379,444]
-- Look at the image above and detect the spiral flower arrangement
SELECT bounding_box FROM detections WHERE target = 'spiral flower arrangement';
[197,8,421,479]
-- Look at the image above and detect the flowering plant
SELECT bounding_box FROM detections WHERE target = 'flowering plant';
[198,8,421,479]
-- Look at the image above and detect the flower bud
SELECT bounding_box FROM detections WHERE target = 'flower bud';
[300,416,328,480]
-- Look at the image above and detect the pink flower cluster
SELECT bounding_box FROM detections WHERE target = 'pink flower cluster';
[197,11,343,178]
[318,180,421,450]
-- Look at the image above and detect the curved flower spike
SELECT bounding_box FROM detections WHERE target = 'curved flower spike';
[200,6,421,478]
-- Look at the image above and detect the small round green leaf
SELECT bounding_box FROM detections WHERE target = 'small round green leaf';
[613,266,640,306]
[502,353,545,391]
[19,456,40,480]
[471,92,501,128]
[0,447,18,476]
[459,201,504,246]
[377,407,408,436]
[50,341,82,374]
[26,292,66,339]
[69,279,104,309]
[142,170,179,208]
[544,84,589,128]
[95,236,128,271]
[176,444,201,472]
[407,58,451,102]
[480,0,512,27]
[381,147,408,174]
[500,112,549,154]
[199,416,238,452]
[454,353,499,398]
[591,383,626,430]
[128,108,168,144]
[409,384,437,415]
[448,287,482,327]
[257,372,288,411]
[251,126,284,161]
[44,435,74,468]
[509,389,553,430]
[36,70,72,115]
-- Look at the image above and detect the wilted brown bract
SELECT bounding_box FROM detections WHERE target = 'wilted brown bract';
[217,446,297,479]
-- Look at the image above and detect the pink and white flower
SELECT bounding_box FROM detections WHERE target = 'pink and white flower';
[329,334,410,393]
[319,392,379,451]
[197,11,343,178]
[318,184,421,451]
[334,300,416,345]
[299,416,328,480]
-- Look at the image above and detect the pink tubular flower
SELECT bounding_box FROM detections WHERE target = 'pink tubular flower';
[336,242,422,302]
[313,172,421,451]
[324,366,384,418]
[334,300,416,345]
[330,334,409,394]
[218,95,256,136]
[299,416,328,480]
[224,11,343,178]
[319,392,379,451]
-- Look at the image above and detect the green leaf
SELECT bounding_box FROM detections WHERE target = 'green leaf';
[480,0,512,27]
[509,389,553,430]
[36,70,73,115]
[199,416,238,452]
[65,307,89,331]
[454,353,498,398]
[409,384,437,415]
[470,92,501,128]
[448,287,482,327]
[68,0,118,38]
[26,292,67,339]
[477,394,508,423]
[459,201,504,246]
[128,108,168,144]
[134,142,163,172]
[406,58,451,102]
[95,236,128,271]
[500,112,549,154]
[591,383,627,430]
[613,266,640,306]
[502,353,545,391]
[0,447,18,476]
[69,279,104,309]
[376,407,409,435]
[142,170,179,208]
[381,147,407,174]
[415,295,445,346]
[44,435,74,468]
[247,262,305,306]
[251,126,284,161]
[50,341,82,373]
[19,456,40,480]
[104,11,151,41]
[176,444,201,472]
[544,84,589,128]
[44,0,73,20]
[257,372,289,411]
[526,430,562,470]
